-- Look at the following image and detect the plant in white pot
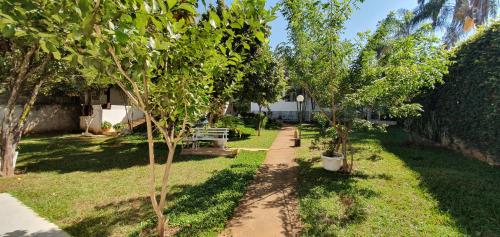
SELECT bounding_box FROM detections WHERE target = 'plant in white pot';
[311,126,345,171]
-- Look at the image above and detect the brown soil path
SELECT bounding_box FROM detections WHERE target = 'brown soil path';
[221,126,300,237]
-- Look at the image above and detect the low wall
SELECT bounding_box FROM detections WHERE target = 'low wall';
[410,132,499,166]
[0,104,80,134]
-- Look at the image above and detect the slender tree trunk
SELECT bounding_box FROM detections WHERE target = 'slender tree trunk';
[156,141,176,237]
[257,105,262,136]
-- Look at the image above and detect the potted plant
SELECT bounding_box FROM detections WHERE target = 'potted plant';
[311,125,345,171]
[101,121,112,132]
[113,123,125,132]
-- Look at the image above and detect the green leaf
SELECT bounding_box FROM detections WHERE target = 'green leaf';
[40,40,49,53]
[230,23,242,29]
[135,14,148,35]
[52,51,61,60]
[178,3,196,14]
[209,11,221,27]
[255,31,265,42]
[115,30,128,43]
[167,0,177,9]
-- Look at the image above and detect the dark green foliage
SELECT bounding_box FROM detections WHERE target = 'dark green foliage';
[215,115,254,138]
[409,21,500,161]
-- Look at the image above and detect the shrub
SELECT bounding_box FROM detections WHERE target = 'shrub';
[101,121,112,130]
[352,118,387,132]
[113,123,125,131]
[215,115,255,139]
[265,118,283,129]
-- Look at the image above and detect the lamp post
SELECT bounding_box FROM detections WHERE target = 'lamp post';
[295,95,304,147]
[296,94,304,123]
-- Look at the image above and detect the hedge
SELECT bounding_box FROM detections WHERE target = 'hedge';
[409,21,499,163]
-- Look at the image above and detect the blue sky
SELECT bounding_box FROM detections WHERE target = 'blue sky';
[267,0,419,49]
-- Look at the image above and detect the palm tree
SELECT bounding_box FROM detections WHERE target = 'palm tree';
[412,0,498,46]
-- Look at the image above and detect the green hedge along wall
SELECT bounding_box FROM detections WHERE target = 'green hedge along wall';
[409,21,499,164]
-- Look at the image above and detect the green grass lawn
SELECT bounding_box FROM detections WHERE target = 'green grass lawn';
[226,129,280,149]
[0,134,267,237]
[297,125,500,236]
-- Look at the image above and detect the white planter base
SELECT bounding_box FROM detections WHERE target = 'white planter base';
[321,153,344,171]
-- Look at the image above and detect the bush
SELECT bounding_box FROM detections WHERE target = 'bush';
[215,115,255,139]
[113,123,125,131]
[265,118,283,129]
[352,118,387,132]
[101,121,112,130]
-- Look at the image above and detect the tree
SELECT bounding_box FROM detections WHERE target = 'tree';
[66,0,271,235]
[0,0,77,177]
[238,46,287,135]
[204,0,276,125]
[411,0,498,46]
[282,0,449,172]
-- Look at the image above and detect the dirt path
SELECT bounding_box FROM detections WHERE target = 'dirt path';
[221,126,300,237]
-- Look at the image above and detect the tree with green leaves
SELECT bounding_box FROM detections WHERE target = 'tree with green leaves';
[64,0,272,235]
[203,0,276,125]
[411,0,498,46]
[238,46,287,135]
[282,0,449,172]
[0,0,79,177]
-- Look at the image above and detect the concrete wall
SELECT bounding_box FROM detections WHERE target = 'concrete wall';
[0,105,80,134]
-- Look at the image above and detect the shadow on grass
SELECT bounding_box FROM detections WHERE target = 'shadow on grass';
[61,152,263,237]
[64,196,152,237]
[16,135,215,174]
[296,157,380,236]
[379,128,500,235]
[126,153,264,237]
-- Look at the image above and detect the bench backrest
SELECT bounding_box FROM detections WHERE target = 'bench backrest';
[192,128,229,139]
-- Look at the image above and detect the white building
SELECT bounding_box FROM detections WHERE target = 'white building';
[80,87,144,134]
[250,92,322,122]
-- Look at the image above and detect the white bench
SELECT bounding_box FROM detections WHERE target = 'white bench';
[184,128,229,150]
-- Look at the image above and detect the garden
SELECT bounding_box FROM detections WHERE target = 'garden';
[1,0,498,236]
[0,121,278,236]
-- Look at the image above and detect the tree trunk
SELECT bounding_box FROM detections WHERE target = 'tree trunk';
[257,105,262,136]
[1,133,16,177]
[0,53,49,177]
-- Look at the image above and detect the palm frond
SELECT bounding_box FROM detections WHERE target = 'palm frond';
[411,0,448,28]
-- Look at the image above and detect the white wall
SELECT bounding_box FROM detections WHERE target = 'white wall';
[80,105,144,134]
[249,97,329,122]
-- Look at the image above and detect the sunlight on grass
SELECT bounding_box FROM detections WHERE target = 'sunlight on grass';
[227,129,279,149]
[0,134,266,237]
[296,126,500,236]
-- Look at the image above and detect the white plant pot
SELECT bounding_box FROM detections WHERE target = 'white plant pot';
[321,152,344,171]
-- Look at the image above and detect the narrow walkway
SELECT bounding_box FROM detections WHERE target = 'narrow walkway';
[221,126,300,237]
[0,193,70,237]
